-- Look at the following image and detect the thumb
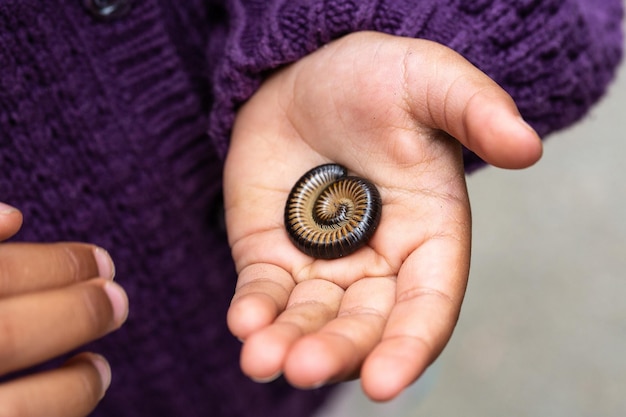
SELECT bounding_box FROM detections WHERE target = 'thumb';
[405,39,543,169]
[0,202,24,241]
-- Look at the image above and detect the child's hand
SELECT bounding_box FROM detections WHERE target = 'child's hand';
[224,32,541,401]
[0,203,128,417]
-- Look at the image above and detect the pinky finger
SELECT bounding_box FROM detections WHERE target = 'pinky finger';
[0,352,111,417]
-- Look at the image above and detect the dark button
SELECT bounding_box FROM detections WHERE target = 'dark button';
[83,0,132,21]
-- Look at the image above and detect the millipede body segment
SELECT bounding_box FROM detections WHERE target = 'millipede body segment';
[284,164,382,259]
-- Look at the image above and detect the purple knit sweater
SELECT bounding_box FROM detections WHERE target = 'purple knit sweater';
[0,1,622,416]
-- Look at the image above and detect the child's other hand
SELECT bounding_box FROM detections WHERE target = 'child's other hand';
[0,203,128,417]
[224,32,541,401]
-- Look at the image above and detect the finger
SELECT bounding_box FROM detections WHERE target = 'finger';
[0,278,128,376]
[0,353,111,417]
[282,276,395,388]
[0,243,115,297]
[227,263,295,339]
[0,203,23,241]
[238,278,343,382]
[361,236,469,401]
[404,38,543,169]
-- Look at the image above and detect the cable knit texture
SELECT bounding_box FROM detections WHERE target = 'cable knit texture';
[209,0,624,170]
[0,1,622,416]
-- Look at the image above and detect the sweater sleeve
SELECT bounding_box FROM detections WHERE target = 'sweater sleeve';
[207,0,624,170]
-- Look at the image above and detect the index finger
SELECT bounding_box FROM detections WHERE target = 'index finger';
[360,234,470,401]
[0,243,115,297]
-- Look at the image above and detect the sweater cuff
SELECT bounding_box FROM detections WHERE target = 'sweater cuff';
[208,0,424,158]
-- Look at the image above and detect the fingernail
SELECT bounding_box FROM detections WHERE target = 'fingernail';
[87,353,112,399]
[251,371,283,384]
[306,380,327,390]
[93,247,116,280]
[292,379,326,390]
[103,281,129,325]
[0,202,17,215]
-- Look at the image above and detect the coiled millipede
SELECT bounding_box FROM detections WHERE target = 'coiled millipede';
[284,164,382,259]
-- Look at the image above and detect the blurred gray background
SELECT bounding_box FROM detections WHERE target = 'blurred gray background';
[319,20,626,417]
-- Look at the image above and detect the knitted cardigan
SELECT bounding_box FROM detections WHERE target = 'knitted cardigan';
[0,1,622,416]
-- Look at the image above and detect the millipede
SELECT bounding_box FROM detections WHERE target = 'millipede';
[284,163,382,259]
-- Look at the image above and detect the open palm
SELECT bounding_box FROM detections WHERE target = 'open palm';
[224,32,542,401]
